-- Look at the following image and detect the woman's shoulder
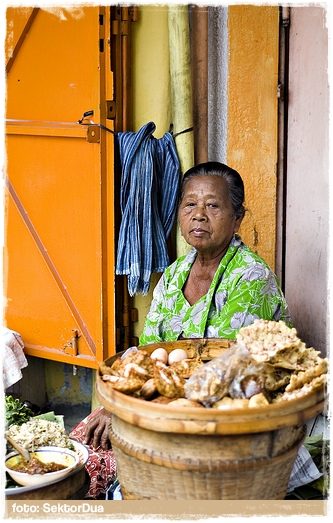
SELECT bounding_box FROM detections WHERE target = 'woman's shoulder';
[235,238,272,268]
[230,238,280,283]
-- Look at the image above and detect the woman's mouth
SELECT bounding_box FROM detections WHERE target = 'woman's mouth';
[190,228,208,237]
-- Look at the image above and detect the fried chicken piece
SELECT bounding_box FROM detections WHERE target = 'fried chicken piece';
[99,349,157,395]
[100,349,155,379]
[117,349,155,377]
[99,362,118,376]
[102,374,146,394]
[154,361,186,398]
[169,357,203,379]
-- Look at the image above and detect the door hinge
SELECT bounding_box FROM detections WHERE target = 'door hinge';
[106,100,116,120]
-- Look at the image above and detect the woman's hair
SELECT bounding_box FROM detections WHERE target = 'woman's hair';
[180,161,246,219]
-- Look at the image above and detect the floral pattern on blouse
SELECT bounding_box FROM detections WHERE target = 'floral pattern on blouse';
[139,235,291,345]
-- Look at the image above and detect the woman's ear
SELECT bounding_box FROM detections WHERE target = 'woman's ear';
[234,215,243,233]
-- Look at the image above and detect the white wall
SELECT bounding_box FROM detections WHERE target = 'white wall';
[285,7,329,355]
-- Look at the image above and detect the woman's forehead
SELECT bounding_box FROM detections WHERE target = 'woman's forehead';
[183,175,229,197]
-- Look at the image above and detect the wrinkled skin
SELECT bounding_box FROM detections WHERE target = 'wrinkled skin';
[83,408,112,450]
[178,176,242,259]
[178,176,242,305]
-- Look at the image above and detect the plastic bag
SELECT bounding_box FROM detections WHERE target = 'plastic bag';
[184,345,265,407]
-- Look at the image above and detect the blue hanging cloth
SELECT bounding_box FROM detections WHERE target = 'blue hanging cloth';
[116,122,180,296]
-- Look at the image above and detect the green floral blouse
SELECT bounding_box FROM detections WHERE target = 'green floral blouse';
[139,235,291,345]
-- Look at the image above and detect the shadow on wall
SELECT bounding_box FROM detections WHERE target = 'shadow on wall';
[44,360,93,407]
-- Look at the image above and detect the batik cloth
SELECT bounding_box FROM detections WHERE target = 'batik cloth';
[69,407,117,499]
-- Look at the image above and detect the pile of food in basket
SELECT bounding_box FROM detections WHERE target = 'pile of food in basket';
[99,319,327,408]
[96,319,327,500]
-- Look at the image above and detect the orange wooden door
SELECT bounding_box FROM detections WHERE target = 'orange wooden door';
[4,6,115,368]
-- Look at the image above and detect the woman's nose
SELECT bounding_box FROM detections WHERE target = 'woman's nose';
[193,205,207,221]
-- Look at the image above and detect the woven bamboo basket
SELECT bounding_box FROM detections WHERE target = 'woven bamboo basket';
[96,339,325,500]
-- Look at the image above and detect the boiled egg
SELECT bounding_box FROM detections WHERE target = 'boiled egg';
[168,348,188,365]
[150,347,168,364]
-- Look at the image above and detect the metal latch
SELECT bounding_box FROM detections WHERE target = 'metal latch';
[87,125,100,143]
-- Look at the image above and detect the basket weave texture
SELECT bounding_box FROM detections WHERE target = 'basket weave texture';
[110,414,305,500]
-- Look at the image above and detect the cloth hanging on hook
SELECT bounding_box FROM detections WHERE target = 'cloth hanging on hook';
[116,121,181,296]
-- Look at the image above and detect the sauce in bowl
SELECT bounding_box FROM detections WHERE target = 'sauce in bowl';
[9,455,67,474]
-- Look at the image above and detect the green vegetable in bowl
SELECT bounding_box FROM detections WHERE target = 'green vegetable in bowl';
[5,395,33,428]
[33,411,65,427]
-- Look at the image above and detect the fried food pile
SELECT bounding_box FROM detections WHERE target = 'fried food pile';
[185,320,327,407]
[99,320,327,409]
[99,346,204,406]
[236,319,327,403]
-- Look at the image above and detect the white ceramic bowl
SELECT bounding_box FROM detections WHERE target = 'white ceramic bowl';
[5,446,79,487]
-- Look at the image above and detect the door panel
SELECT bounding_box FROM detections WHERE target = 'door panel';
[5,6,115,368]
[6,7,100,121]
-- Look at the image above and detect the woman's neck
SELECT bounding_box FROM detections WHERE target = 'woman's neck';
[183,249,226,304]
[195,246,228,271]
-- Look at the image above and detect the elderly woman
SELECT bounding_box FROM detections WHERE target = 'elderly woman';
[83,161,290,451]
[140,161,290,343]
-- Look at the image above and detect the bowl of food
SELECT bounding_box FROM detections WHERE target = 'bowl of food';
[5,446,79,487]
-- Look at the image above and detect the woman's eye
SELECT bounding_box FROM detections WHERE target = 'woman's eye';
[207,203,218,208]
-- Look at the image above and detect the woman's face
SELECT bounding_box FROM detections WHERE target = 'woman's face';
[178,175,242,257]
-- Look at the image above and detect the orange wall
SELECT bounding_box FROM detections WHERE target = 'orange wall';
[227,6,279,269]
